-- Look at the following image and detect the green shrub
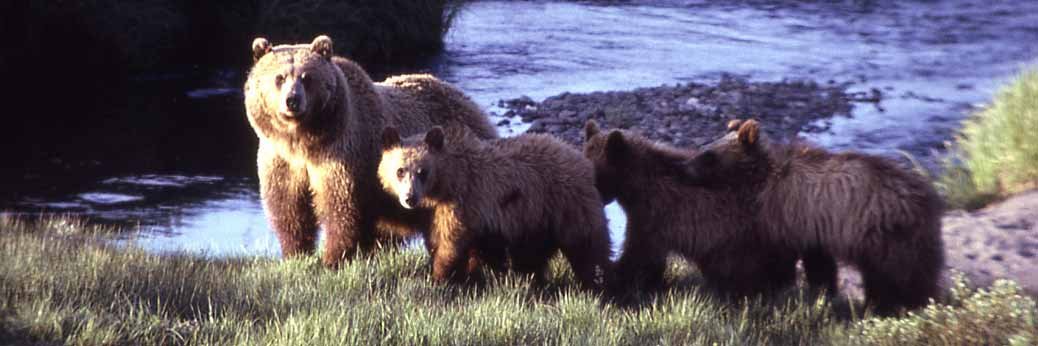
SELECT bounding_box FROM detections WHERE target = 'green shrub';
[939,68,1038,209]
[848,274,1037,346]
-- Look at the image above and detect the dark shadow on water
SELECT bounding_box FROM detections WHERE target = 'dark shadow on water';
[2,70,257,196]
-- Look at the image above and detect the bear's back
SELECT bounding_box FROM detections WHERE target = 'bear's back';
[762,144,942,245]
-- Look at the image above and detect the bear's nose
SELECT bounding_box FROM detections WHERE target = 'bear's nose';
[285,95,301,113]
[405,194,418,207]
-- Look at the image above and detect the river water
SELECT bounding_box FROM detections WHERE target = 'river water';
[6,0,1038,257]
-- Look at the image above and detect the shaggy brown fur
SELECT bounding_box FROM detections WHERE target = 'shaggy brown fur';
[682,119,945,315]
[379,127,612,289]
[582,121,799,299]
[244,36,497,268]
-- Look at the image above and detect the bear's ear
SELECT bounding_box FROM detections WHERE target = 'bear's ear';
[425,127,445,150]
[737,119,761,147]
[311,35,333,60]
[382,127,401,149]
[605,131,628,162]
[252,38,272,62]
[726,119,743,132]
[584,120,601,141]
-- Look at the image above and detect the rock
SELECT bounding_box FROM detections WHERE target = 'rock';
[496,119,510,126]
[941,189,1038,296]
[521,111,545,121]
[528,120,546,132]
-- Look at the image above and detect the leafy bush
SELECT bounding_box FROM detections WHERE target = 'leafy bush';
[849,274,1037,346]
[939,68,1038,209]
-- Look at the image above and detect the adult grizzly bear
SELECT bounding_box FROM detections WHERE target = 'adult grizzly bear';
[582,121,803,300]
[244,36,497,268]
[681,119,945,314]
[378,126,612,289]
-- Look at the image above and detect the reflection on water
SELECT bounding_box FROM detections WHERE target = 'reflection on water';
[132,196,278,257]
[8,175,277,256]
[6,172,629,257]
[6,0,1038,257]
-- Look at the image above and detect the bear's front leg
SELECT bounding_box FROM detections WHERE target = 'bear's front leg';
[258,145,319,258]
[429,213,474,283]
[308,165,376,269]
[431,241,473,283]
[610,231,667,301]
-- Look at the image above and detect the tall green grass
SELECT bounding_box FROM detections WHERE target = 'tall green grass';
[1,216,1035,345]
[938,68,1038,210]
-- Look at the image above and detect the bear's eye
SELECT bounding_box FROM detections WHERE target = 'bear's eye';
[300,72,309,82]
[396,168,405,180]
[274,74,285,87]
[416,168,428,182]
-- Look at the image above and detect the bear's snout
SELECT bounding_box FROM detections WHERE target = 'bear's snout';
[279,80,307,118]
[285,94,302,114]
[404,194,418,208]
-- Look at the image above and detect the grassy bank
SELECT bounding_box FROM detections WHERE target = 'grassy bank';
[1,216,1035,345]
[938,68,1038,210]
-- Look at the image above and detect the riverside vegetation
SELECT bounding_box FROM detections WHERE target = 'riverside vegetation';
[936,68,1038,210]
[0,216,1035,345]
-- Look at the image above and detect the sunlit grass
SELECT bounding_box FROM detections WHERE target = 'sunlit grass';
[1,216,1035,345]
[938,68,1038,210]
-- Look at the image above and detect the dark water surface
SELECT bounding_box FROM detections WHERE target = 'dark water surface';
[5,0,1037,256]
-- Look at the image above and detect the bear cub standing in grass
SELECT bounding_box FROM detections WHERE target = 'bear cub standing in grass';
[681,119,945,315]
[582,121,805,302]
[244,36,497,268]
[379,126,612,289]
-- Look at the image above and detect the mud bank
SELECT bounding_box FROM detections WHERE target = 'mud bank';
[496,76,879,146]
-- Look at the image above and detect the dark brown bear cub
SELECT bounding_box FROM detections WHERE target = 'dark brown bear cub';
[682,119,945,315]
[582,121,803,301]
[244,36,497,268]
[379,126,612,289]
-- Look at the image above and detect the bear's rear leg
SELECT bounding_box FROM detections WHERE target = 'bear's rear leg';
[611,234,667,303]
[802,247,838,298]
[860,227,944,315]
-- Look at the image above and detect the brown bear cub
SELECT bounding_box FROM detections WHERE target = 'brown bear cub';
[582,121,804,301]
[682,119,945,315]
[244,36,497,268]
[378,126,612,289]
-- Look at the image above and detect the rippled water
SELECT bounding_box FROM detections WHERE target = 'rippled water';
[6,0,1038,256]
